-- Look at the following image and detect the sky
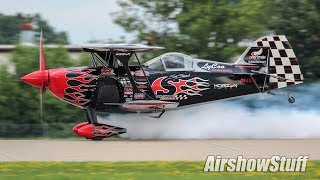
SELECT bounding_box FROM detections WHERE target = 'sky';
[0,0,131,44]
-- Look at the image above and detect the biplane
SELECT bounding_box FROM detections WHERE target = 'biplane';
[21,34,303,140]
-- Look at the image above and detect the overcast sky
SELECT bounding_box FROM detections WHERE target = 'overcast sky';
[0,0,131,44]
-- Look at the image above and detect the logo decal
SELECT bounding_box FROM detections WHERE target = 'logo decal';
[124,86,133,95]
[117,52,131,56]
[134,93,145,99]
[214,84,238,89]
[134,70,149,77]
[249,48,266,61]
[168,74,190,79]
[198,62,232,73]
[245,47,268,64]
[152,76,210,100]
[251,48,263,56]
[201,62,225,70]
[155,95,176,100]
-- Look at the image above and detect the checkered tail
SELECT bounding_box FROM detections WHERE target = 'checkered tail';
[236,35,304,89]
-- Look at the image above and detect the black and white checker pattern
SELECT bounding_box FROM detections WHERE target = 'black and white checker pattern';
[255,35,304,89]
[176,94,188,100]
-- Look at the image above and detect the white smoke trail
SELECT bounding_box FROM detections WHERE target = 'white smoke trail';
[98,100,320,139]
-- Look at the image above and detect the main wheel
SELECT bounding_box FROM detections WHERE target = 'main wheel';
[91,136,104,141]
[288,96,295,103]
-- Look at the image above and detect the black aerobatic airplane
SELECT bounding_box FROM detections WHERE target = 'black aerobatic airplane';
[21,34,303,140]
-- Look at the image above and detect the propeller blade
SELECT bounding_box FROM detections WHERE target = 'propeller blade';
[39,30,46,71]
[40,87,45,122]
[39,30,47,122]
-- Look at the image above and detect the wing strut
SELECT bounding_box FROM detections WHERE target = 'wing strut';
[133,52,156,99]
[249,74,263,94]
[150,109,166,118]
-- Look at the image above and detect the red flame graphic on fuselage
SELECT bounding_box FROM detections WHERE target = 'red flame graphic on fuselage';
[151,77,170,94]
[63,68,98,106]
[168,77,210,96]
[152,76,210,97]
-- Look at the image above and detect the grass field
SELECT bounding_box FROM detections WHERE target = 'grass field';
[0,161,319,179]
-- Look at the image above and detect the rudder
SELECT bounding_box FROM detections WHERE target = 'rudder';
[236,35,304,89]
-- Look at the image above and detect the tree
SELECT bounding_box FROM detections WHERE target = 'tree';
[270,0,320,81]
[32,14,69,44]
[113,0,272,61]
[0,13,24,44]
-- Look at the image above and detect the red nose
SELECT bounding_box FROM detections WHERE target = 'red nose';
[20,70,49,88]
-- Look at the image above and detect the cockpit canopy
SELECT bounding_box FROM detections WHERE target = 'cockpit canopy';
[144,52,194,71]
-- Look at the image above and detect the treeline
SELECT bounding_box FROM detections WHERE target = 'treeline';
[113,0,320,81]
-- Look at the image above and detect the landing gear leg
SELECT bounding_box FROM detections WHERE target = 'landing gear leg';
[86,107,98,126]
[268,91,295,104]
[85,107,104,141]
[150,109,166,118]
[156,109,166,118]
[82,107,127,141]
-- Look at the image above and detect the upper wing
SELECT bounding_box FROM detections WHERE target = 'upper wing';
[82,44,164,52]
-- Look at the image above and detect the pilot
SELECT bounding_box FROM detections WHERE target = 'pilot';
[163,55,184,69]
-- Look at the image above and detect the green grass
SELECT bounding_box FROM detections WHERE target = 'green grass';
[0,161,319,179]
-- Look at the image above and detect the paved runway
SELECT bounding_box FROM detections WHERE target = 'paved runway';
[0,139,319,161]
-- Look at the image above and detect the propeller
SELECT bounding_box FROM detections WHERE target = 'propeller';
[39,31,46,121]
[20,31,49,122]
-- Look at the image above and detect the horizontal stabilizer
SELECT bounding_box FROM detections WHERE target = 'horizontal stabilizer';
[250,70,294,81]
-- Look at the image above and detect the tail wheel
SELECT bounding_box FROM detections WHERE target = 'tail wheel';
[288,96,295,103]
